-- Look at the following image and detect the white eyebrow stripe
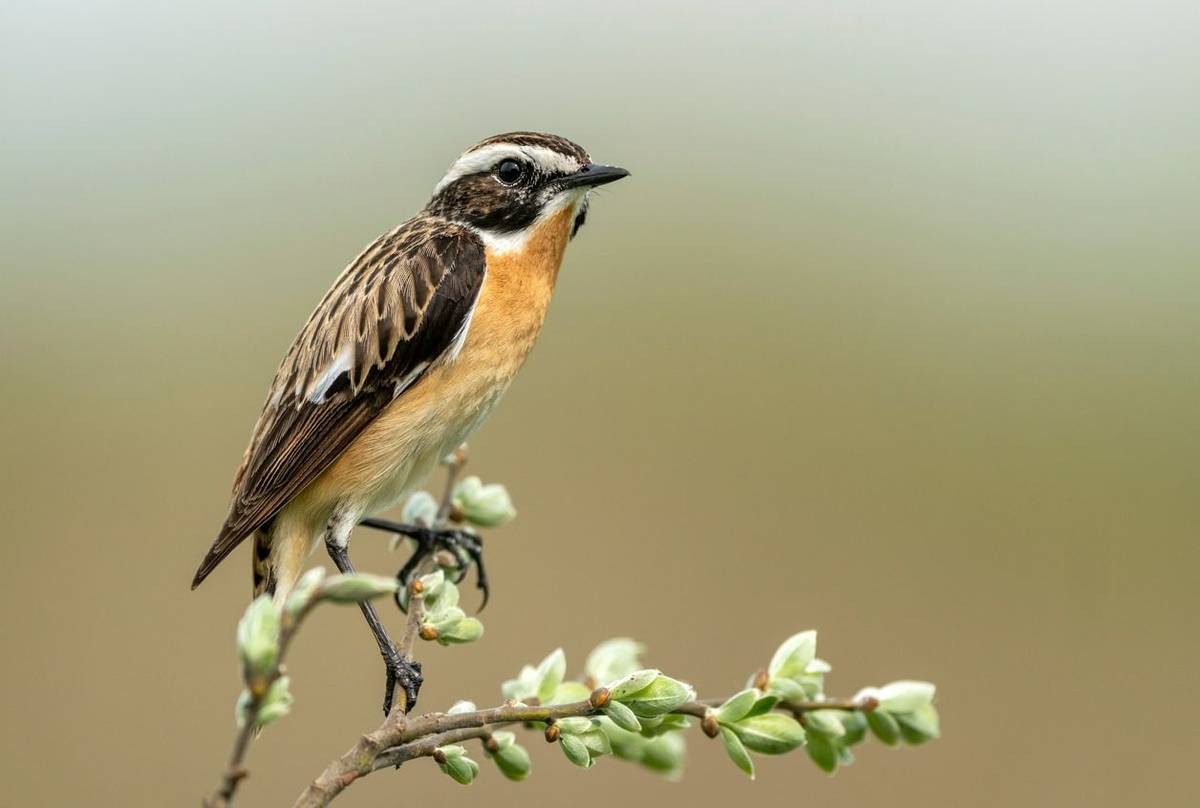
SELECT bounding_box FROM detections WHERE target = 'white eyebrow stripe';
[433,143,582,194]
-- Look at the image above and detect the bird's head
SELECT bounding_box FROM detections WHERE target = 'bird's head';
[425,132,628,252]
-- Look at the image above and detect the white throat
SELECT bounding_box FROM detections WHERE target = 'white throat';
[470,188,588,255]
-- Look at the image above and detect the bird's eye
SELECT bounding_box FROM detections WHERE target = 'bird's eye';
[495,159,523,185]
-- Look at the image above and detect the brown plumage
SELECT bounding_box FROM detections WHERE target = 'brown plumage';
[192,133,629,607]
[193,216,486,589]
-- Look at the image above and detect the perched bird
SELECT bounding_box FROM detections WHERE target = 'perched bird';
[191,132,628,713]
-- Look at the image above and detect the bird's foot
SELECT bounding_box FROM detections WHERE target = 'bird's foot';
[358,518,489,611]
[382,648,423,716]
[395,525,488,611]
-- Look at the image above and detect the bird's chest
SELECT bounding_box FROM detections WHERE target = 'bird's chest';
[343,208,573,506]
[454,222,569,398]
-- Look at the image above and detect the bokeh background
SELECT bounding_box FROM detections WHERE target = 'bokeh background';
[3,1,1198,805]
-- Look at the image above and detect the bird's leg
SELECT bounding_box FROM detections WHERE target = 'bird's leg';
[359,517,489,611]
[324,523,422,715]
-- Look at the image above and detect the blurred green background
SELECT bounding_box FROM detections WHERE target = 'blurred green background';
[3,1,1198,805]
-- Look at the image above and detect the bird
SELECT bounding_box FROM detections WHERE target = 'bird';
[191,132,628,714]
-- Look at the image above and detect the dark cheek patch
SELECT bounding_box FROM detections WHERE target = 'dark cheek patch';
[427,175,542,233]
[571,205,588,238]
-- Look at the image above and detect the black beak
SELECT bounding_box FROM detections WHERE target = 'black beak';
[553,163,630,191]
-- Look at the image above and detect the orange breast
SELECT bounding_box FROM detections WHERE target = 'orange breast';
[464,203,575,375]
[300,203,577,513]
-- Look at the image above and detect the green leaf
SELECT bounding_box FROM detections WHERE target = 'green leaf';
[500,664,539,702]
[807,658,832,674]
[435,616,484,645]
[401,490,439,527]
[840,711,868,746]
[768,630,817,680]
[234,689,252,728]
[618,675,694,718]
[585,638,646,684]
[720,726,755,779]
[490,731,516,750]
[423,574,458,612]
[452,476,517,527]
[603,700,643,732]
[866,709,901,746]
[559,734,592,768]
[729,713,806,755]
[640,732,686,779]
[424,606,467,633]
[418,569,446,600]
[580,727,612,757]
[255,676,293,727]
[765,677,807,701]
[606,669,659,700]
[318,573,399,603]
[639,713,691,737]
[742,695,780,719]
[284,568,326,617]
[714,689,760,724]
[549,681,592,705]
[806,732,838,773]
[555,717,595,736]
[895,704,940,744]
[437,747,480,785]
[805,709,846,739]
[599,718,645,760]
[490,740,531,781]
[875,680,936,713]
[236,596,280,680]
[535,648,566,703]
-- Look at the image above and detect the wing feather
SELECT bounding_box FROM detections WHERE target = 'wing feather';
[191,216,486,587]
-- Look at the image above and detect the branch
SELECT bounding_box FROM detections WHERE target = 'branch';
[291,581,428,807]
[204,450,940,806]
[204,599,309,808]
[435,444,468,525]
[297,692,884,805]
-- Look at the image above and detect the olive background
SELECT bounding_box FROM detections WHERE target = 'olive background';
[2,1,1197,805]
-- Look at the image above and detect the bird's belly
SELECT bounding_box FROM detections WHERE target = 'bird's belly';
[360,380,509,515]
[298,368,512,524]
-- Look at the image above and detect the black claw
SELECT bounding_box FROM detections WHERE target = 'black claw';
[382,650,423,715]
[359,519,491,612]
[464,536,489,610]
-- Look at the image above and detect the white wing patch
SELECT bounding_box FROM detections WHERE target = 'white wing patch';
[392,361,430,399]
[444,298,478,363]
[304,344,354,405]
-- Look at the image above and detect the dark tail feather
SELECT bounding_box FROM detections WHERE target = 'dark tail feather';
[191,521,262,591]
[251,531,275,597]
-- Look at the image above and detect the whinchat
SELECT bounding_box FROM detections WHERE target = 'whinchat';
[191,132,628,712]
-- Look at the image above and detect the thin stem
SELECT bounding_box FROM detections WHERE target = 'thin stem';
[205,606,308,808]
[292,589,428,808]
[435,444,468,526]
[373,727,493,771]
[396,584,426,665]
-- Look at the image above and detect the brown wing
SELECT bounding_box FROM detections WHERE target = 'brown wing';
[191,215,486,588]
